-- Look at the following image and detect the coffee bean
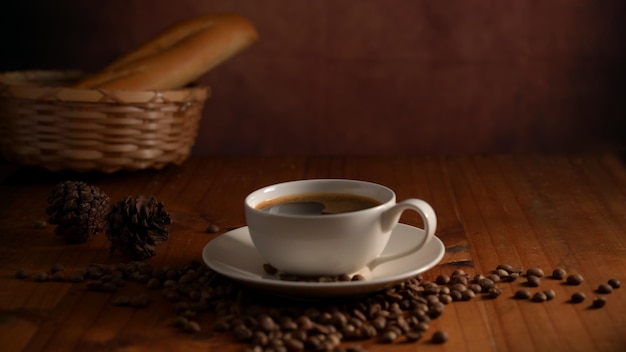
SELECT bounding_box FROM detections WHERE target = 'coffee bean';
[531,292,547,303]
[461,289,475,301]
[496,264,515,273]
[50,263,65,274]
[449,283,467,292]
[130,294,150,308]
[451,275,468,285]
[379,329,398,343]
[405,330,424,342]
[571,292,586,303]
[451,269,467,278]
[504,272,520,282]
[526,267,544,278]
[436,274,450,285]
[51,271,66,282]
[449,289,463,302]
[488,287,502,299]
[439,294,453,304]
[543,289,556,301]
[597,283,613,294]
[514,289,531,299]
[113,295,131,306]
[488,273,502,283]
[206,224,220,233]
[495,269,510,279]
[478,278,495,290]
[346,345,368,352]
[566,273,584,285]
[283,338,304,351]
[33,272,49,282]
[591,297,607,309]
[146,278,161,289]
[431,330,448,343]
[14,269,28,279]
[551,268,566,280]
[526,275,541,287]
[607,279,621,289]
[183,320,202,333]
[468,283,482,294]
[33,219,48,229]
[233,325,253,341]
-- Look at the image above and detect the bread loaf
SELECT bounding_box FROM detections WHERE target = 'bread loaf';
[74,13,258,90]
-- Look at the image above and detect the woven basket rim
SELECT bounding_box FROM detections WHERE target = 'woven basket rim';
[0,70,210,104]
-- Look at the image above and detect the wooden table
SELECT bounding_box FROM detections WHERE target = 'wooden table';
[1,154,624,351]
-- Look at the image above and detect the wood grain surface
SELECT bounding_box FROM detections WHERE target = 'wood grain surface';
[0,154,624,351]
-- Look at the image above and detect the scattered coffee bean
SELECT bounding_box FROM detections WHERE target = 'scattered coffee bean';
[435,274,450,285]
[495,268,509,279]
[146,278,161,289]
[405,330,424,342]
[514,289,531,299]
[502,272,519,282]
[526,275,541,287]
[449,289,463,302]
[488,273,501,283]
[478,278,495,290]
[468,283,482,294]
[526,267,544,278]
[597,284,613,294]
[33,272,49,282]
[184,320,202,333]
[531,292,547,303]
[129,294,150,308]
[379,329,398,343]
[68,271,85,283]
[488,287,502,299]
[551,268,566,280]
[50,263,65,274]
[51,271,66,282]
[608,278,621,289]
[566,273,584,286]
[171,316,189,328]
[439,294,453,304]
[591,297,607,309]
[113,295,131,306]
[206,224,220,233]
[15,259,623,351]
[14,269,28,279]
[451,269,467,278]
[496,264,515,273]
[33,219,48,229]
[571,292,586,303]
[431,330,448,343]
[461,289,475,301]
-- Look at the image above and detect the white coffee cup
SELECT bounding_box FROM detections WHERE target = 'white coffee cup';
[244,179,437,276]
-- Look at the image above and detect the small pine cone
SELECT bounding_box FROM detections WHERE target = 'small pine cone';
[46,181,110,243]
[107,195,171,260]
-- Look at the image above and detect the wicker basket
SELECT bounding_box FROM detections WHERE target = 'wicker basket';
[0,70,210,173]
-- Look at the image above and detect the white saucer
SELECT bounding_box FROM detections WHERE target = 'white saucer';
[202,223,445,298]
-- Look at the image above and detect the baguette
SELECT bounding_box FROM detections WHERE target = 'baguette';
[75,13,258,90]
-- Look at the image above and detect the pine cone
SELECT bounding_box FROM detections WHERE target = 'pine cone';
[46,181,110,243]
[106,195,171,260]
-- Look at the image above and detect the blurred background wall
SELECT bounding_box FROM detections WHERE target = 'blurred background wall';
[1,0,624,155]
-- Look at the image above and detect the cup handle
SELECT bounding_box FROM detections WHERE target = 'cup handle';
[367,199,437,270]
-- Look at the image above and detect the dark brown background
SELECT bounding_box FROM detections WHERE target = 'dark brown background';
[1,0,624,155]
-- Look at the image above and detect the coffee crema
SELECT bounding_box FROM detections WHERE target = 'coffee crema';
[256,192,382,214]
